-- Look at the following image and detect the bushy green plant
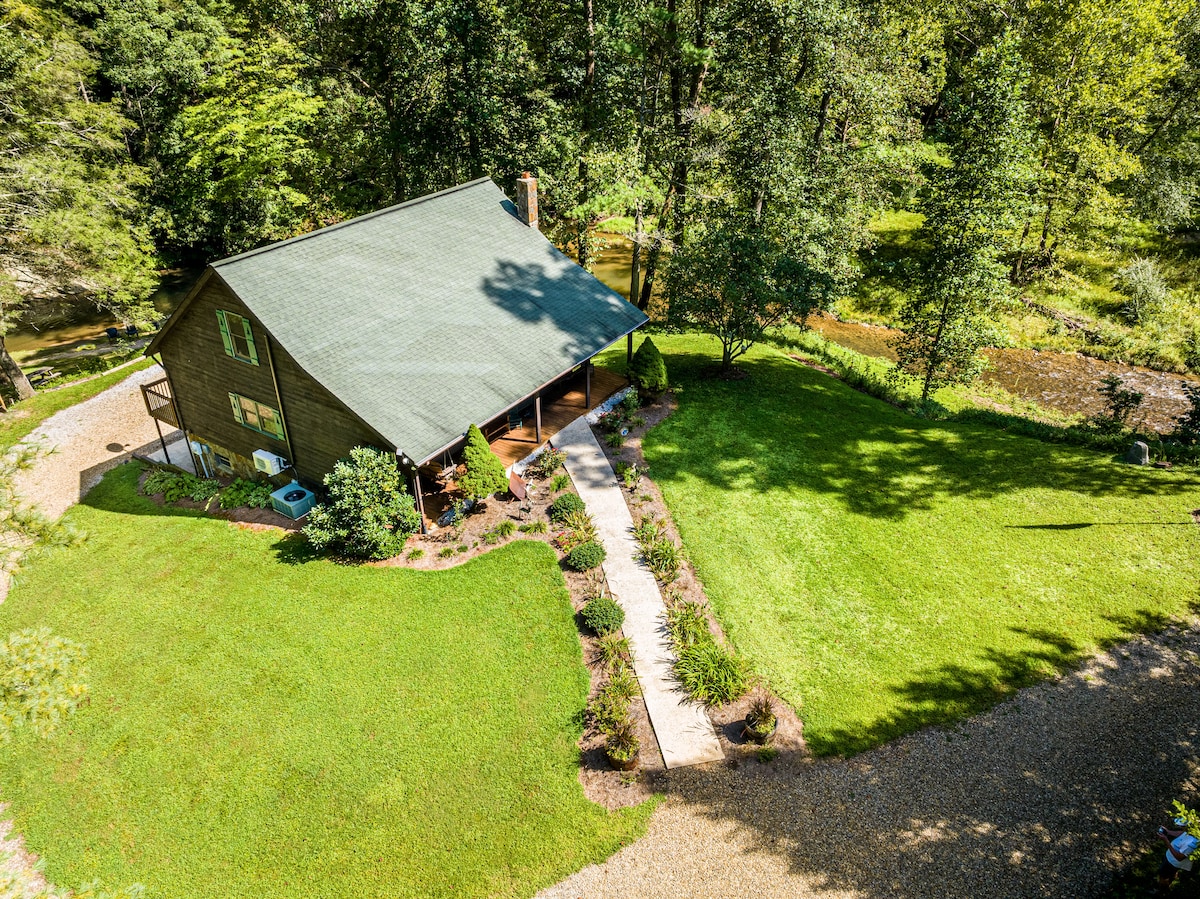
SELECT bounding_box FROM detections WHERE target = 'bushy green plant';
[554,509,597,552]
[566,540,606,571]
[550,473,570,492]
[582,596,624,634]
[459,424,507,500]
[1090,374,1145,431]
[0,627,88,741]
[619,390,641,417]
[591,684,631,735]
[482,529,501,545]
[220,478,273,510]
[1115,256,1172,324]
[188,477,222,503]
[495,520,517,537]
[438,546,455,559]
[615,462,642,490]
[303,446,421,560]
[407,548,425,560]
[596,632,634,673]
[605,716,640,764]
[629,337,668,398]
[141,468,179,497]
[548,492,586,523]
[518,520,548,534]
[632,514,663,546]
[641,537,682,582]
[745,693,777,741]
[665,600,710,647]
[526,447,567,479]
[675,641,749,706]
[605,431,625,448]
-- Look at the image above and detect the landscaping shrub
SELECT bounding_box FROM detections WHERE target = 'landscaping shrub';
[1091,374,1145,431]
[615,461,641,489]
[675,640,749,706]
[1173,382,1200,446]
[495,520,517,537]
[407,548,425,560]
[548,492,586,522]
[0,627,88,741]
[459,423,507,500]
[554,509,597,552]
[590,683,631,735]
[604,716,640,765]
[518,520,548,534]
[744,693,777,740]
[566,540,607,571]
[219,478,273,510]
[641,537,682,582]
[605,431,625,448]
[526,447,567,479]
[619,390,641,417]
[141,468,219,505]
[438,546,455,559]
[630,337,668,398]
[550,473,570,492]
[303,446,421,560]
[582,596,625,635]
[632,514,663,546]
[665,600,711,647]
[141,468,179,497]
[596,632,633,673]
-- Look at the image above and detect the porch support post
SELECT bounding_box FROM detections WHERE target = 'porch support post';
[535,395,542,443]
[154,418,171,465]
[411,471,427,535]
[585,361,592,408]
[627,332,634,369]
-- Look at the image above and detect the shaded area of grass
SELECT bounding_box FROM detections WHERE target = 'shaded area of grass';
[0,464,649,898]
[0,358,156,452]
[616,333,1200,756]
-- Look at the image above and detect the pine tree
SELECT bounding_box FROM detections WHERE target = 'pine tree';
[459,424,507,500]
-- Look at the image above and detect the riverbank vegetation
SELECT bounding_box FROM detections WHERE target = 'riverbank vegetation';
[0,464,650,898]
[633,334,1200,755]
[3,0,1198,402]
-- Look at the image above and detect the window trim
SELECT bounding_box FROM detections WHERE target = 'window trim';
[228,392,285,441]
[216,310,259,365]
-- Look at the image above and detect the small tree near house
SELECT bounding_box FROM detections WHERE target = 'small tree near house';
[303,446,421,560]
[459,424,507,501]
[629,337,668,399]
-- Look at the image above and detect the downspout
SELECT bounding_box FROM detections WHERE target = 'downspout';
[261,335,296,470]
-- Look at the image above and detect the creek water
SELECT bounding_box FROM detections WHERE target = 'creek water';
[588,234,1198,433]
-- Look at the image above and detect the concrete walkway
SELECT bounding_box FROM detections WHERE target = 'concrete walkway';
[555,418,723,769]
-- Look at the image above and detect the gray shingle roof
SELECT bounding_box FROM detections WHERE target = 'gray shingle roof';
[210,178,647,463]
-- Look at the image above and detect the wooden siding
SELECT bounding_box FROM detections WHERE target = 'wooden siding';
[157,274,392,486]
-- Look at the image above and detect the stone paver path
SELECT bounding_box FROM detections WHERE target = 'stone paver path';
[555,417,723,769]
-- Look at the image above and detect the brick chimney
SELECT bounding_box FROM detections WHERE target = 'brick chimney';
[516,172,539,230]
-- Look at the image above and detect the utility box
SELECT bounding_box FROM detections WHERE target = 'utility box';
[270,481,316,519]
[253,449,289,476]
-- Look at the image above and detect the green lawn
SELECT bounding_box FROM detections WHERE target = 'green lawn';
[0,465,649,898]
[629,334,1200,756]
[0,358,156,451]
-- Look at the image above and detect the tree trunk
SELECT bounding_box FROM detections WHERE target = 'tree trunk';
[577,0,597,271]
[630,202,643,306]
[0,336,34,402]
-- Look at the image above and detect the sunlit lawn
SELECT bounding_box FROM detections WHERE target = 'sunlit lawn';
[616,333,1200,755]
[0,464,649,898]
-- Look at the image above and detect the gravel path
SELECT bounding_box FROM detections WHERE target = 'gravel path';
[12,364,186,522]
[539,623,1200,898]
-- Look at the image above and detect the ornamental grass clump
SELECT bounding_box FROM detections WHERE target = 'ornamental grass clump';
[641,537,682,582]
[675,640,749,706]
[744,692,778,743]
[303,446,421,560]
[566,540,606,571]
[595,632,634,674]
[582,596,624,635]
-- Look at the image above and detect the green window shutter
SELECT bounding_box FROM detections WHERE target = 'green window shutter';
[228,393,244,424]
[216,311,235,358]
[242,317,259,365]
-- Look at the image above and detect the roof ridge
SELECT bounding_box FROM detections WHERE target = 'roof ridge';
[212,177,498,268]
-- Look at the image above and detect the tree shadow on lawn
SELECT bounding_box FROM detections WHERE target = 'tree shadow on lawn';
[627,623,1200,899]
[648,349,1200,521]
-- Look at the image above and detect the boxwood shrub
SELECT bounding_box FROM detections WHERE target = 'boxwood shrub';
[582,596,624,635]
[566,540,606,572]
[548,492,586,523]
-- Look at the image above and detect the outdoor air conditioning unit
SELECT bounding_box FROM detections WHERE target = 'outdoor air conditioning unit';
[270,481,316,519]
[253,449,289,476]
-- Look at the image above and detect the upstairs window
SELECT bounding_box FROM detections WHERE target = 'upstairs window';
[217,310,259,365]
[228,393,284,441]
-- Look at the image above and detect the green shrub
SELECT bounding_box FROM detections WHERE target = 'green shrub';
[303,446,421,560]
[495,520,517,537]
[641,537,682,582]
[550,473,570,492]
[459,424,508,500]
[619,391,641,417]
[566,540,606,571]
[745,693,777,737]
[527,447,567,479]
[605,716,640,764]
[615,461,641,489]
[605,431,625,448]
[554,509,597,552]
[1173,382,1200,445]
[549,492,586,522]
[0,627,88,741]
[457,544,469,553]
[482,530,501,545]
[438,546,455,559]
[407,548,425,560]
[220,478,273,510]
[630,337,668,398]
[582,596,624,634]
[591,684,631,735]
[632,515,663,546]
[518,520,548,534]
[675,641,749,706]
[188,477,222,503]
[141,468,179,497]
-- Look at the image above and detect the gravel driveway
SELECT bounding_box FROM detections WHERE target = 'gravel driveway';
[540,623,1200,898]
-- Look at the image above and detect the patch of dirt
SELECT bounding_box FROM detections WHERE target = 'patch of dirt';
[590,391,808,763]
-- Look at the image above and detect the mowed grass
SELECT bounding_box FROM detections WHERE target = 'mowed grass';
[628,334,1200,756]
[0,464,649,898]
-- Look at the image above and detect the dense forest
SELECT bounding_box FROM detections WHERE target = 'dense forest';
[1,0,1198,394]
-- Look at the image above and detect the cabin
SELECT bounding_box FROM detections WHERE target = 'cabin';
[143,175,648,516]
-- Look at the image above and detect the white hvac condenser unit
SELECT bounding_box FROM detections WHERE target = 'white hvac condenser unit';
[253,449,289,476]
